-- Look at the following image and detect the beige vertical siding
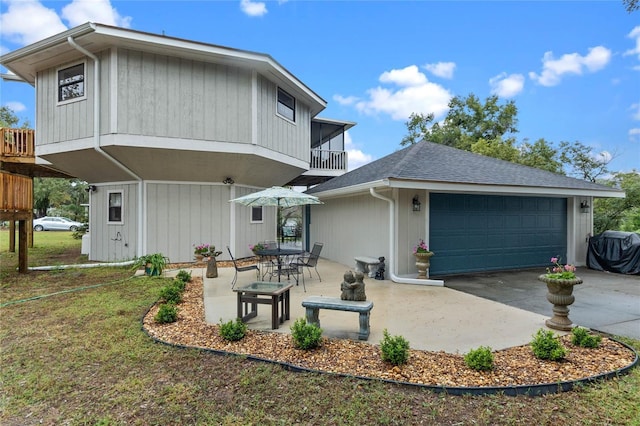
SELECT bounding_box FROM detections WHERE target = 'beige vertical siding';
[89,182,138,261]
[309,193,389,270]
[231,186,277,259]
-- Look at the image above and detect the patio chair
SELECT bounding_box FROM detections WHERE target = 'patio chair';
[291,242,323,287]
[227,246,260,289]
[259,240,278,280]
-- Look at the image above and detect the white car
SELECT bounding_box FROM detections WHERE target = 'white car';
[33,216,84,232]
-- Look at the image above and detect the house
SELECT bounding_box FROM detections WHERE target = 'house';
[306,141,625,285]
[0,22,354,263]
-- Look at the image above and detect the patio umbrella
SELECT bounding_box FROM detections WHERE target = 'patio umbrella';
[229,186,323,248]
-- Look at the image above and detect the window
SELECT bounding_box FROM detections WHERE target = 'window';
[108,191,123,223]
[251,206,263,223]
[277,87,295,122]
[58,62,85,103]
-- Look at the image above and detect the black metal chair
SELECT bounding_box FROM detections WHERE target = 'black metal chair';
[227,246,260,288]
[291,242,323,287]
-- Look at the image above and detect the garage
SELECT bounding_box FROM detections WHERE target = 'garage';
[429,193,567,276]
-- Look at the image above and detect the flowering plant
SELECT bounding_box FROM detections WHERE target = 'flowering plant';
[413,239,431,254]
[193,244,222,257]
[249,243,265,254]
[544,256,577,280]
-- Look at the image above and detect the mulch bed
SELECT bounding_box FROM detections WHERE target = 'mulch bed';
[143,276,637,389]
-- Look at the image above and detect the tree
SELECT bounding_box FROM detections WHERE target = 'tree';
[33,178,88,220]
[518,138,563,173]
[558,141,611,182]
[594,171,640,233]
[0,105,31,128]
[623,0,639,12]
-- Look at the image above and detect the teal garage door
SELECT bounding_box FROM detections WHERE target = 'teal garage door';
[429,194,567,276]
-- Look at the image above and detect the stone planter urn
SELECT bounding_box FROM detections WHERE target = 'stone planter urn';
[414,252,434,279]
[194,254,205,263]
[537,274,583,331]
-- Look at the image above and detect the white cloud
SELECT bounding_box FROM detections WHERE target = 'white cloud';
[344,132,374,170]
[489,73,525,98]
[595,150,613,163]
[0,0,131,47]
[0,0,67,45]
[624,26,640,60]
[423,62,456,79]
[333,94,359,106]
[352,65,452,121]
[240,0,268,17]
[631,103,640,121]
[62,0,132,28]
[529,46,612,86]
[4,101,26,112]
[629,128,640,143]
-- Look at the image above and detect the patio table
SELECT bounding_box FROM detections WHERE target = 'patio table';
[255,248,303,282]
[233,281,293,329]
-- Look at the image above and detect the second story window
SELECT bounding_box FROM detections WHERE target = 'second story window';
[58,62,86,103]
[277,87,295,122]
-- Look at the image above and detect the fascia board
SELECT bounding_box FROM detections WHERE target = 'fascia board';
[309,180,390,199]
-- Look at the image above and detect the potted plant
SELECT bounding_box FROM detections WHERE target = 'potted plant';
[249,242,265,255]
[193,243,213,262]
[413,239,434,279]
[537,256,583,330]
[132,253,168,276]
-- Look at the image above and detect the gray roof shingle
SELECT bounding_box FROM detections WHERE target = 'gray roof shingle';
[307,141,620,194]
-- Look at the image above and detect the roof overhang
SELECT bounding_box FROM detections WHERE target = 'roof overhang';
[0,22,327,116]
[309,178,626,199]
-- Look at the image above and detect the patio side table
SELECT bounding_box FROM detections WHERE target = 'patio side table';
[233,282,293,329]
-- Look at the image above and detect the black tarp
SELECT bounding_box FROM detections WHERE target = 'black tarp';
[587,231,640,275]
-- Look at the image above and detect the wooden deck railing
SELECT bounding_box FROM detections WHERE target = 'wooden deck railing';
[1,128,35,163]
[0,172,33,218]
[310,149,347,171]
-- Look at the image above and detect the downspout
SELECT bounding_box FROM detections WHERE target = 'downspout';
[369,188,443,286]
[67,35,144,257]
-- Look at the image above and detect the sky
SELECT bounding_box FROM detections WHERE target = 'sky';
[1,0,639,174]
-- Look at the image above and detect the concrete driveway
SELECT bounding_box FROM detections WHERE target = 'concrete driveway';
[442,268,640,340]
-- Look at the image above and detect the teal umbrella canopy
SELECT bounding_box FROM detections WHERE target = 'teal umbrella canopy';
[229,186,323,208]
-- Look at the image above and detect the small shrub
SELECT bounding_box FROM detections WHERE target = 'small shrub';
[290,318,323,350]
[155,303,178,324]
[172,278,187,292]
[176,270,192,283]
[219,318,248,341]
[380,329,410,365]
[464,346,494,371]
[530,329,567,361]
[159,284,183,304]
[571,327,602,348]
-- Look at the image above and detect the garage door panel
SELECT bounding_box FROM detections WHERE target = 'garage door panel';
[430,194,567,275]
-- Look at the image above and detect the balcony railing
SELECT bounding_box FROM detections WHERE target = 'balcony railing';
[310,149,347,171]
[1,128,35,163]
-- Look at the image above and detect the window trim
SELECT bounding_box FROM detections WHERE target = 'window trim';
[107,190,124,225]
[57,61,87,105]
[276,87,296,123]
[250,206,263,224]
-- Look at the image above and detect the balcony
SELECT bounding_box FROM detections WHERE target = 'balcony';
[286,149,348,187]
[0,172,33,220]
[1,128,35,163]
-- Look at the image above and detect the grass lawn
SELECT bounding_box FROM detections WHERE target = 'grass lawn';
[1,230,639,425]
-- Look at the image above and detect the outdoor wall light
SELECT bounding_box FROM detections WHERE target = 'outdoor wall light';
[86,185,97,193]
[223,177,235,185]
[412,196,421,212]
[580,201,590,213]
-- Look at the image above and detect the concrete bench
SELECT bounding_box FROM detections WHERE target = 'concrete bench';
[354,256,380,278]
[302,296,374,340]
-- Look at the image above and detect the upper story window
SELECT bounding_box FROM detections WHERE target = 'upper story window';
[57,62,86,104]
[277,87,295,122]
[108,191,123,224]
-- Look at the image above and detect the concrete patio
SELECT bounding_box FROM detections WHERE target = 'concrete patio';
[193,257,555,354]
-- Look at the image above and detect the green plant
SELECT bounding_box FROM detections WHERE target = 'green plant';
[131,253,168,276]
[155,303,178,324]
[175,269,192,283]
[413,239,431,254]
[159,284,183,304]
[464,346,494,371]
[172,278,187,292]
[530,329,567,361]
[543,256,577,280]
[71,223,88,240]
[571,327,602,348]
[290,318,323,350]
[380,329,410,365]
[219,318,248,341]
